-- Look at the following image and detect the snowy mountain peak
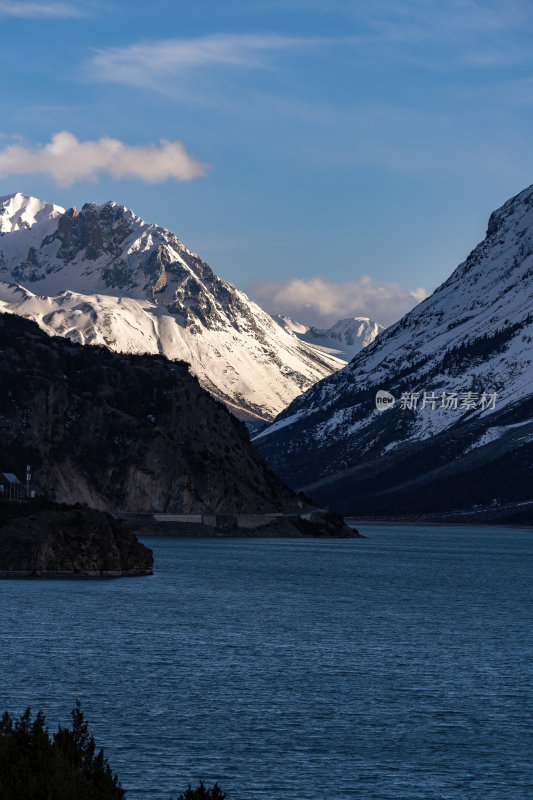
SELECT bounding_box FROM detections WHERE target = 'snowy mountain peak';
[0,193,345,421]
[485,182,533,239]
[318,317,383,348]
[0,192,64,233]
[274,314,383,361]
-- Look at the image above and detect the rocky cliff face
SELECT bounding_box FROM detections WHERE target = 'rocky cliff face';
[255,183,533,516]
[0,193,343,421]
[0,500,153,577]
[0,312,301,514]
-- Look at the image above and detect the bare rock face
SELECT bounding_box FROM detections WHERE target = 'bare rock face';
[0,501,153,577]
[47,204,131,264]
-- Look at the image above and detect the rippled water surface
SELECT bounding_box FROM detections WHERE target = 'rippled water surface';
[1,526,532,799]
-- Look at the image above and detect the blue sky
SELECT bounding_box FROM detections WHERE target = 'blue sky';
[1,0,533,325]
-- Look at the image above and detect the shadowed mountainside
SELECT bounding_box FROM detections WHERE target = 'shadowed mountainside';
[0,313,301,514]
[255,183,533,517]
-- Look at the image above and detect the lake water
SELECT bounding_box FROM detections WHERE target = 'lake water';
[0,525,532,800]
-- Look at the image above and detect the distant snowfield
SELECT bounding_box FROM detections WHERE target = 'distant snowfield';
[274,315,384,361]
[0,193,346,421]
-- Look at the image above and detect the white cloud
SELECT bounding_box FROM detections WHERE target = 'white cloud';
[250,275,428,328]
[88,33,329,89]
[0,1,82,17]
[0,131,207,187]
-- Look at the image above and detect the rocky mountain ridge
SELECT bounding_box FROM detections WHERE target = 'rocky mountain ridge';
[0,192,343,421]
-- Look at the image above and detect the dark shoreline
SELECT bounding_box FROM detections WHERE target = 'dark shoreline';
[0,571,152,579]
[126,513,360,539]
[346,517,533,529]
[0,500,154,577]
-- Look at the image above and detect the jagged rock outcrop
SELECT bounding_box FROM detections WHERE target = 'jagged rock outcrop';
[0,500,153,577]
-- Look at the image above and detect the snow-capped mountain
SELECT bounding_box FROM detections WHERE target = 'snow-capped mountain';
[0,193,344,421]
[274,315,383,360]
[255,183,533,515]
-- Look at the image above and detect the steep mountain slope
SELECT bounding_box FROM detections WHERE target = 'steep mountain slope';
[255,183,533,515]
[0,312,304,514]
[274,315,383,360]
[0,193,343,421]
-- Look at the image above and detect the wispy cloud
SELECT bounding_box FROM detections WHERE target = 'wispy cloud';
[0,131,207,187]
[88,33,331,89]
[250,275,428,328]
[85,10,533,103]
[309,0,533,39]
[267,0,533,70]
[355,0,533,70]
[0,1,83,17]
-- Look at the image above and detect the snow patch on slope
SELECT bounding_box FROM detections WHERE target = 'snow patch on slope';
[0,194,346,421]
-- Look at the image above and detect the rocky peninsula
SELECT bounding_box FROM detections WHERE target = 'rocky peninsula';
[0,500,153,578]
